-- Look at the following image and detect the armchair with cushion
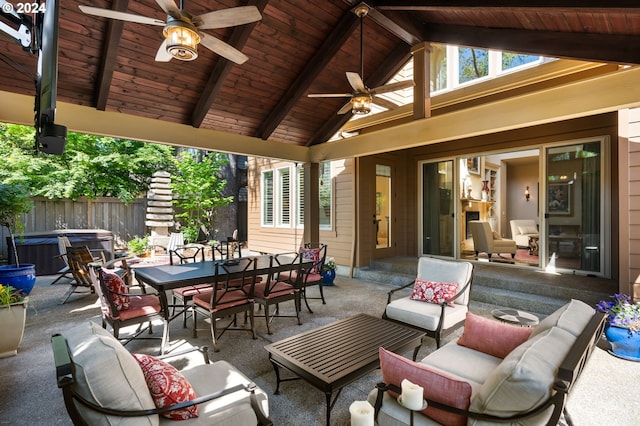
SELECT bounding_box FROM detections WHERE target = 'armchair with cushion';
[382,256,474,359]
[510,219,539,248]
[52,321,272,425]
[468,220,517,259]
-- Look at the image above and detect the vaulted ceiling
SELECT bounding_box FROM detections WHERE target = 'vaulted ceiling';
[1,1,640,152]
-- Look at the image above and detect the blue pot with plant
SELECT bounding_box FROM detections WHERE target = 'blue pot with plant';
[321,257,336,286]
[596,293,640,361]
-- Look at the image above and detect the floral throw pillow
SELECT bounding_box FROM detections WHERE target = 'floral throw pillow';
[300,247,321,274]
[133,353,198,420]
[410,278,458,306]
[101,270,129,311]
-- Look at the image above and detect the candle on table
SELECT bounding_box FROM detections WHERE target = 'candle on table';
[400,378,424,411]
[349,400,374,426]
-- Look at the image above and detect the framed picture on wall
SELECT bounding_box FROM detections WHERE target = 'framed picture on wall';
[548,183,571,215]
[467,156,480,175]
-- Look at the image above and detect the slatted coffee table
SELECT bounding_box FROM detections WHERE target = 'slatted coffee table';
[264,313,425,426]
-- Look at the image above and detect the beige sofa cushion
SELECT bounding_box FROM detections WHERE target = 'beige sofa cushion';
[469,326,576,425]
[530,299,595,339]
[63,322,158,426]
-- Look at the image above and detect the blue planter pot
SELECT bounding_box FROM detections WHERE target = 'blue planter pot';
[604,325,640,361]
[322,269,336,286]
[0,264,37,296]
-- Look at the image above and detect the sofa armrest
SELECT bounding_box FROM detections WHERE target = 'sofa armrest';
[386,280,416,304]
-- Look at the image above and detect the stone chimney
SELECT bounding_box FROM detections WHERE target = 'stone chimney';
[145,171,174,249]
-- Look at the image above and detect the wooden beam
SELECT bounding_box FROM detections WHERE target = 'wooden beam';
[255,10,360,140]
[365,5,422,45]
[95,0,129,111]
[422,23,640,65]
[307,42,412,146]
[190,0,269,128]
[371,1,640,10]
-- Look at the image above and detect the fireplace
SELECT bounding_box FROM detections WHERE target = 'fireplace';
[465,211,480,239]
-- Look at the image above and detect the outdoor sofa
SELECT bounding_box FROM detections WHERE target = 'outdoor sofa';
[51,321,272,425]
[369,299,606,425]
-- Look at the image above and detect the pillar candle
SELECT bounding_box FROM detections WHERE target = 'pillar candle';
[349,400,374,426]
[400,378,424,411]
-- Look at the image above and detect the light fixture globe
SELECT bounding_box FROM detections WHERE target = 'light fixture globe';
[351,93,372,115]
[163,18,201,61]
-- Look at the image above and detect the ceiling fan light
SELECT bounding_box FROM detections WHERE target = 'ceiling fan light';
[163,20,201,61]
[351,94,372,115]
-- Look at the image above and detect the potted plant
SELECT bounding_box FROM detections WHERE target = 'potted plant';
[596,293,640,361]
[127,235,150,257]
[0,284,28,358]
[321,257,336,286]
[0,184,36,296]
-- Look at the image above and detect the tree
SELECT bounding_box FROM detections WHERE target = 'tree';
[0,123,175,202]
[171,151,234,241]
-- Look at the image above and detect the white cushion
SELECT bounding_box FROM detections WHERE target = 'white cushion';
[518,225,539,235]
[416,257,473,306]
[385,297,468,331]
[530,299,595,339]
[63,322,158,426]
[469,327,576,425]
[171,360,268,425]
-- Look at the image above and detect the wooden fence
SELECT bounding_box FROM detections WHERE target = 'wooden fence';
[1,197,148,261]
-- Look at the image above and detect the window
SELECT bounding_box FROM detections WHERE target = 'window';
[319,162,332,230]
[296,164,304,227]
[458,47,489,84]
[501,53,540,72]
[277,167,291,226]
[261,170,273,226]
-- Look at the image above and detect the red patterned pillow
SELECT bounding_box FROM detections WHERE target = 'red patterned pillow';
[300,247,321,274]
[410,278,458,306]
[101,270,129,311]
[379,347,471,426]
[133,354,198,420]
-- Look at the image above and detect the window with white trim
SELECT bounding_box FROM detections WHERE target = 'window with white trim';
[296,164,304,227]
[319,161,332,230]
[261,170,274,226]
[277,167,291,227]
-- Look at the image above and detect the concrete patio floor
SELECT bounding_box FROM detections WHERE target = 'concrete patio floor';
[0,272,638,425]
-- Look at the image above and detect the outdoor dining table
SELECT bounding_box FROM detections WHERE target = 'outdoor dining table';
[133,254,305,324]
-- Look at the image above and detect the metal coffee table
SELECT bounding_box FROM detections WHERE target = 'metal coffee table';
[264,313,425,426]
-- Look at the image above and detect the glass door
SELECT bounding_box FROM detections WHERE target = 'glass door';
[544,140,604,274]
[420,160,454,257]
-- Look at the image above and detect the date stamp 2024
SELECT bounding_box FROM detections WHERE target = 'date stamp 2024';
[2,2,46,14]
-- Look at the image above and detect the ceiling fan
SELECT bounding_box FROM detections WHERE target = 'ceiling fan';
[78,0,262,63]
[307,4,413,115]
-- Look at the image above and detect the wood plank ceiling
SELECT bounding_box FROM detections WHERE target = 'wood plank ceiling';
[1,0,640,148]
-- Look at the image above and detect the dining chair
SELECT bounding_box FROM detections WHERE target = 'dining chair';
[192,258,258,352]
[51,236,73,285]
[88,263,169,354]
[281,242,327,313]
[252,253,303,334]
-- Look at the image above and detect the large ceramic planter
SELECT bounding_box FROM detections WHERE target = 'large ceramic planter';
[0,264,37,296]
[322,269,336,286]
[0,301,27,358]
[604,325,640,362]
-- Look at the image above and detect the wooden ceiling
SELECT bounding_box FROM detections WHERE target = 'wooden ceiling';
[1,0,640,148]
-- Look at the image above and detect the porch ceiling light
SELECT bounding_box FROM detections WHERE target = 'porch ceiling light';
[351,93,372,115]
[163,18,201,61]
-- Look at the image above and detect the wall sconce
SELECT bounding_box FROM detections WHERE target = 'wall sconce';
[525,186,530,202]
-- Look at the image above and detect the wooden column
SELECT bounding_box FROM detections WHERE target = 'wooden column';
[411,42,432,120]
[303,162,320,245]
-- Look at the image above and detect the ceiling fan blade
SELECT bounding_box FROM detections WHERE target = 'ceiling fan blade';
[155,39,173,62]
[338,102,354,115]
[194,6,262,30]
[346,72,366,92]
[372,96,400,110]
[78,5,165,26]
[370,80,414,95]
[308,93,352,98]
[199,33,248,64]
[155,0,182,20]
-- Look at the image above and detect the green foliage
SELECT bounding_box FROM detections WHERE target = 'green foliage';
[0,123,175,202]
[172,151,233,239]
[127,235,149,256]
[0,183,33,265]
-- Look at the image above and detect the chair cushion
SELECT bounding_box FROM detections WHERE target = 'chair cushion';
[457,312,532,359]
[410,278,458,306]
[469,327,576,423]
[529,299,595,339]
[63,322,158,426]
[518,225,539,235]
[173,284,213,298]
[253,281,294,299]
[133,354,198,420]
[379,347,471,426]
[385,297,468,332]
[102,270,130,311]
[116,294,162,321]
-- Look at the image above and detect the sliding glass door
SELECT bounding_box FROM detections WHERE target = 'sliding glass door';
[420,160,454,257]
